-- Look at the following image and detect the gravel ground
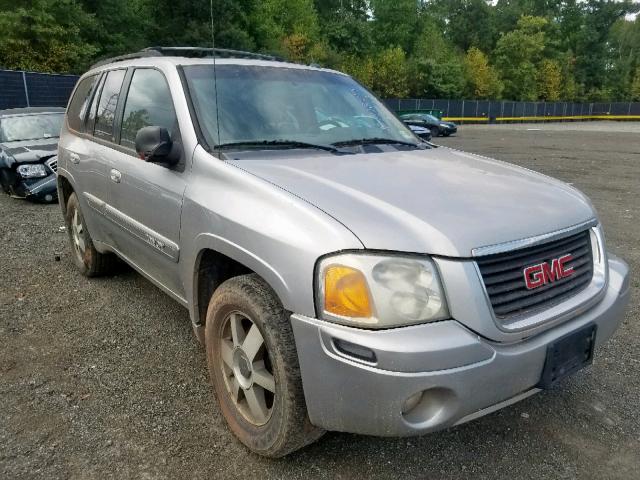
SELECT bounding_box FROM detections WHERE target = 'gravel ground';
[1,121,638,479]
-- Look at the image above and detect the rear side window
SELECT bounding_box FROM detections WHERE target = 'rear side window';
[94,69,126,141]
[67,75,99,132]
[120,69,178,149]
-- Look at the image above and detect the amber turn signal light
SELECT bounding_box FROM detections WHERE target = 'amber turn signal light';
[323,265,373,318]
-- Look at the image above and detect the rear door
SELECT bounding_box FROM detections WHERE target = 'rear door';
[81,69,128,246]
[59,70,126,244]
[105,67,187,298]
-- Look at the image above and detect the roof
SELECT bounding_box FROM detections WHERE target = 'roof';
[0,107,66,117]
[90,46,282,69]
[85,46,343,77]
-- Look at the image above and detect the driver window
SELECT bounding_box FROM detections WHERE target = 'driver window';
[120,69,178,150]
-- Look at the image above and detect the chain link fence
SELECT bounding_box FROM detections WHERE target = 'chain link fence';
[384,98,640,122]
[0,69,79,110]
[3,69,640,123]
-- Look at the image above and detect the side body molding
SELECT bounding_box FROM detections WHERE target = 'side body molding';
[83,191,180,262]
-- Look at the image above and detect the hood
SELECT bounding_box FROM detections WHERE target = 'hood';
[1,138,59,165]
[227,148,596,257]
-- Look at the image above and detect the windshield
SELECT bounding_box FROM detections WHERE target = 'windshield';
[0,113,64,142]
[183,64,418,149]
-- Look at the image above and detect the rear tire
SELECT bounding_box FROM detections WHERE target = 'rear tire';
[65,192,118,276]
[205,274,324,457]
[430,126,440,137]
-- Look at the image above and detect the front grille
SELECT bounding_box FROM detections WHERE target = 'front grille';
[476,230,594,320]
[45,157,58,173]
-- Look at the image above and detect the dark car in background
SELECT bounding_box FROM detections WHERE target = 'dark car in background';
[0,107,64,203]
[407,124,432,142]
[400,113,457,137]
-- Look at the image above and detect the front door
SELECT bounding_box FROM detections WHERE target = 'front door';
[105,68,188,299]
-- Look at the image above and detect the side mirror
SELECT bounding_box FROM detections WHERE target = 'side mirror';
[135,126,174,163]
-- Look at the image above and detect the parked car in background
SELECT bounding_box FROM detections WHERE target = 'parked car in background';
[400,113,457,137]
[0,107,63,202]
[57,47,629,458]
[407,124,432,142]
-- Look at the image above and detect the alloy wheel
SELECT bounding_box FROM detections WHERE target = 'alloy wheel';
[71,208,86,261]
[219,311,276,426]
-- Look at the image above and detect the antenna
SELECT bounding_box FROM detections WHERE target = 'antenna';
[210,0,221,152]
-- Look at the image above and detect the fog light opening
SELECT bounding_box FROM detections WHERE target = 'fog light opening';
[402,391,424,415]
[401,387,456,425]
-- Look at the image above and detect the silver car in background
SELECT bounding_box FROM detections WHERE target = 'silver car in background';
[56,47,630,457]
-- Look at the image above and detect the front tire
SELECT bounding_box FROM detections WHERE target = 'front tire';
[430,126,440,137]
[205,274,324,457]
[65,192,118,276]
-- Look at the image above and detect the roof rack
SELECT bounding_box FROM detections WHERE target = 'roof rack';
[90,46,283,69]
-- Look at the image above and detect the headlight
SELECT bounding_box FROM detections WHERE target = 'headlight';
[440,123,449,128]
[316,253,449,328]
[16,164,47,178]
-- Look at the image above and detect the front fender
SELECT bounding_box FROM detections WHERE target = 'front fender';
[190,232,292,318]
[0,149,14,169]
[180,146,364,326]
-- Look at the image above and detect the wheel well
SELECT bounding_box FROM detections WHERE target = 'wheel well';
[58,175,74,214]
[195,249,253,326]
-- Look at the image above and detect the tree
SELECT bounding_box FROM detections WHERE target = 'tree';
[0,0,97,73]
[559,53,579,101]
[249,0,320,57]
[79,0,148,59]
[431,0,496,53]
[371,47,410,98]
[464,47,503,99]
[573,0,638,94]
[340,55,375,87]
[370,0,419,52]
[407,17,467,98]
[536,59,562,100]
[495,15,548,100]
[631,67,640,101]
[139,0,256,51]
[2,0,640,100]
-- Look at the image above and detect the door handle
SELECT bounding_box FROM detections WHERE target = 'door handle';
[110,169,122,183]
[69,152,80,164]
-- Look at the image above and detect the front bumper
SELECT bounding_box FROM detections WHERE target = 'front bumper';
[291,255,630,436]
[14,173,58,202]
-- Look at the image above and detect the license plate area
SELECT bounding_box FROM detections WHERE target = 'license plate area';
[538,323,597,389]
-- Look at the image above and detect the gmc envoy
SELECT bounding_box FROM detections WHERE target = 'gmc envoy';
[56,47,630,457]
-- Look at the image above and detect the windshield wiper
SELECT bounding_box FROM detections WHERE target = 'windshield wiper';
[332,138,422,148]
[218,140,348,154]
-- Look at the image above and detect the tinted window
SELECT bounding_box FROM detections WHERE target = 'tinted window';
[94,69,126,141]
[120,69,177,149]
[67,75,98,132]
[86,74,105,132]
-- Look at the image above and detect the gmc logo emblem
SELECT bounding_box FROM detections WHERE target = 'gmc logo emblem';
[523,254,574,290]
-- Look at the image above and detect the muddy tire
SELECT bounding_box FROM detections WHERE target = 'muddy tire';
[205,274,324,457]
[65,192,118,277]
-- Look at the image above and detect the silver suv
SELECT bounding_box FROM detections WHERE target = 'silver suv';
[57,47,630,457]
